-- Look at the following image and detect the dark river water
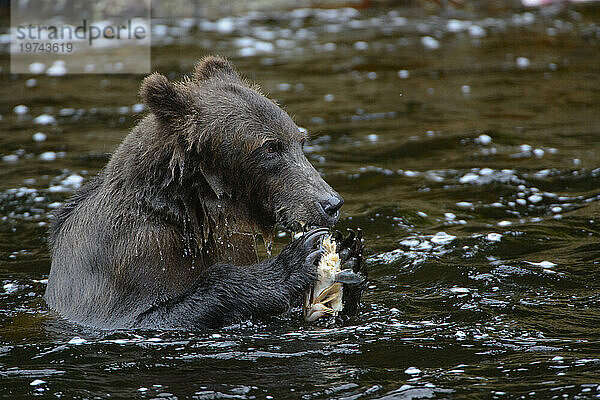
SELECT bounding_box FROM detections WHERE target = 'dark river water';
[1,4,600,399]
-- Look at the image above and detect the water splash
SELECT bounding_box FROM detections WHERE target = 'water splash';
[263,232,274,258]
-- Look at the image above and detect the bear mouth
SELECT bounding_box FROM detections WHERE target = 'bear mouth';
[281,220,330,234]
[274,205,338,233]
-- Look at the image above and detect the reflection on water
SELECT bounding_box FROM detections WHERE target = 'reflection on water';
[1,3,600,399]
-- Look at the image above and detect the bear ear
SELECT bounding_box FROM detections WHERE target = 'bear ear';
[193,56,240,82]
[139,72,192,125]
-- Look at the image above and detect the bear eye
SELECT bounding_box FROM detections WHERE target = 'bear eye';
[265,141,279,154]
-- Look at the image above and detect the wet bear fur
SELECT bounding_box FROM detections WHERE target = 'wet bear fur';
[45,56,348,329]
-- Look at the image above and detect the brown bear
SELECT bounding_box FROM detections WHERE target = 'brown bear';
[45,56,363,329]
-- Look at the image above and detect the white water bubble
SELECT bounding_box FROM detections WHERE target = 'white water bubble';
[456,202,472,208]
[533,148,544,157]
[447,19,466,32]
[528,194,543,203]
[444,212,456,220]
[239,47,257,57]
[417,211,428,217]
[534,169,551,178]
[476,134,492,145]
[323,42,336,51]
[216,18,235,34]
[455,330,467,339]
[30,379,46,386]
[68,337,87,345]
[254,41,274,53]
[39,151,57,161]
[431,231,456,244]
[29,62,46,74]
[359,134,378,144]
[132,103,145,113]
[421,36,440,50]
[353,41,368,50]
[61,174,84,188]
[461,85,471,94]
[34,114,56,125]
[498,220,512,227]
[47,60,67,76]
[405,367,421,375]
[526,261,557,268]
[32,132,47,142]
[551,206,562,213]
[398,69,410,79]
[60,108,76,116]
[3,283,20,293]
[324,94,334,102]
[278,83,291,91]
[153,24,168,36]
[25,78,37,88]
[417,241,433,250]
[13,105,29,115]
[234,37,255,48]
[468,25,486,37]
[3,154,18,163]
[450,287,470,294]
[459,173,479,184]
[400,239,419,247]
[255,29,276,41]
[486,233,502,242]
[516,57,530,68]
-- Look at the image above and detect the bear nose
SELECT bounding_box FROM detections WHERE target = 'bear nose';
[319,195,344,220]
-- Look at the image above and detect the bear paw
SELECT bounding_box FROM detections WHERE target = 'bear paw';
[332,228,367,320]
[278,227,329,294]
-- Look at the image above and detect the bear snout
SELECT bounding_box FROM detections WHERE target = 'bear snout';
[317,195,344,225]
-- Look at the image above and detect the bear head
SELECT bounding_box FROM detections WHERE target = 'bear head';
[139,56,343,234]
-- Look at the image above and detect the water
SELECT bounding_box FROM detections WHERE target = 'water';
[1,4,600,399]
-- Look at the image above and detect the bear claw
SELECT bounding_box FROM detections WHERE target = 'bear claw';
[299,228,329,251]
[305,249,325,266]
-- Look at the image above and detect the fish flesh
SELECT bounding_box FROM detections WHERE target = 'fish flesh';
[303,235,343,322]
